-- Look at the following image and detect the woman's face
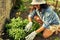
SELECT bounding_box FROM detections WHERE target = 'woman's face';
[33,4,40,9]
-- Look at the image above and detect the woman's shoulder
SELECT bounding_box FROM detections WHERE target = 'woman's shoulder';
[45,7,54,14]
[46,7,53,12]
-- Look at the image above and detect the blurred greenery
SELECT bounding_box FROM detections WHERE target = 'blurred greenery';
[54,37,60,40]
[14,0,60,17]
[15,0,60,12]
[15,0,32,12]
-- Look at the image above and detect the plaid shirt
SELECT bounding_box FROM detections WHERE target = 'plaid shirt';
[28,7,60,28]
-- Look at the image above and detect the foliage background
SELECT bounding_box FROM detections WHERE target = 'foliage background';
[10,0,60,19]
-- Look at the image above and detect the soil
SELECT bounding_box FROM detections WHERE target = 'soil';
[0,32,60,40]
[34,33,60,40]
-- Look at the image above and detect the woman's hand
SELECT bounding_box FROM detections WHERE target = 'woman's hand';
[29,6,35,13]
[25,31,37,40]
[33,5,40,10]
[25,22,32,32]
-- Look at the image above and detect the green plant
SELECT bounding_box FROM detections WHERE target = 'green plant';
[5,17,29,40]
[6,17,29,29]
[7,28,26,40]
[5,17,41,40]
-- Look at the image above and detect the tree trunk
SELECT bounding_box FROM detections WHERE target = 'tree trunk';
[0,0,13,37]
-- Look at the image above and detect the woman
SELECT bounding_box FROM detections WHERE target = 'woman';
[25,0,60,40]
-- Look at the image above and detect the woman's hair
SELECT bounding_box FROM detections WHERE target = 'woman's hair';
[40,4,49,9]
[29,4,49,12]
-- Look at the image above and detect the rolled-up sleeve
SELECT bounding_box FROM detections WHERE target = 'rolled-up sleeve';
[42,12,53,28]
[28,10,36,19]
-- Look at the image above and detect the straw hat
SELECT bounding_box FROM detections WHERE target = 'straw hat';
[31,0,46,5]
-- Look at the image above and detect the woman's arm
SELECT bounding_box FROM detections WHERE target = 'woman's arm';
[36,26,45,33]
[25,6,36,32]
[28,6,36,22]
[35,12,53,33]
[28,16,32,22]
[34,16,43,25]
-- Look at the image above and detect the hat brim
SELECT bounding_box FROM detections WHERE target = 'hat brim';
[31,1,46,5]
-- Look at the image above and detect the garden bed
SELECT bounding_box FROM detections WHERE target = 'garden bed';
[1,16,60,40]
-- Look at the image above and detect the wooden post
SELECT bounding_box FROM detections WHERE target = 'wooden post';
[0,0,13,37]
[55,0,58,10]
[46,0,48,4]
